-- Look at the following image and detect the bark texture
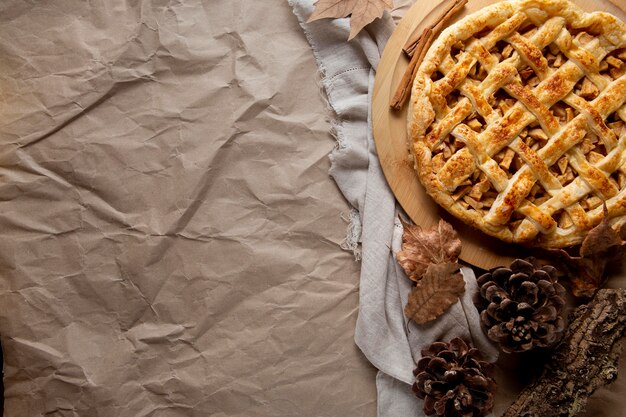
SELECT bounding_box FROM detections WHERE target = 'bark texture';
[503,289,626,417]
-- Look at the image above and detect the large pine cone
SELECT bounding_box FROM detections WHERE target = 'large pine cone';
[413,338,496,417]
[474,259,566,353]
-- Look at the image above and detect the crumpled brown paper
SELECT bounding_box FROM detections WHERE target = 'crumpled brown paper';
[0,0,377,415]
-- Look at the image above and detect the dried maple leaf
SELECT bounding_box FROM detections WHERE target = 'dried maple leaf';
[307,0,393,41]
[547,206,626,298]
[396,219,462,282]
[404,262,465,325]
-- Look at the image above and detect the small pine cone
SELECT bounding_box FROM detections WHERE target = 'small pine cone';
[474,258,566,353]
[413,338,496,417]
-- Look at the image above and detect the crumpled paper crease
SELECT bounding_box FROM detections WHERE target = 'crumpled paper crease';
[0,0,378,416]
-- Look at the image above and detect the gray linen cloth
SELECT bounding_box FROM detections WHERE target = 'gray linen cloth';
[289,1,498,415]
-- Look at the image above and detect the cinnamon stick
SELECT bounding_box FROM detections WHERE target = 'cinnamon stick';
[390,27,431,111]
[404,0,467,57]
[389,0,467,110]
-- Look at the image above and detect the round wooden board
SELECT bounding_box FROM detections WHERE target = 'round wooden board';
[372,0,626,269]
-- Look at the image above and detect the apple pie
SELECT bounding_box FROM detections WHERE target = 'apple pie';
[408,0,626,248]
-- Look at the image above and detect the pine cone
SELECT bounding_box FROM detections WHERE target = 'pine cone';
[474,259,566,353]
[413,338,496,417]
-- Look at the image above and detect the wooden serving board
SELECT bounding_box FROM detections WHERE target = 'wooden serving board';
[372,0,626,269]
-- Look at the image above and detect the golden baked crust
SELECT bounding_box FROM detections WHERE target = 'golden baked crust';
[408,0,626,248]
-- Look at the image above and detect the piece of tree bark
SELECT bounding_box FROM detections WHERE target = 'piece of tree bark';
[502,289,626,417]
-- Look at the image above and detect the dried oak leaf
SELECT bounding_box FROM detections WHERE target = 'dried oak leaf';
[547,206,626,298]
[307,0,393,40]
[396,219,462,282]
[404,262,465,324]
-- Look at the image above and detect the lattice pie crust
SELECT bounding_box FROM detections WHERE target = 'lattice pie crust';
[408,0,626,248]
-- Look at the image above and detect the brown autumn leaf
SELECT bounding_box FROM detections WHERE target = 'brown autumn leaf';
[580,207,622,257]
[396,219,462,282]
[307,0,393,41]
[547,206,626,298]
[404,262,465,324]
